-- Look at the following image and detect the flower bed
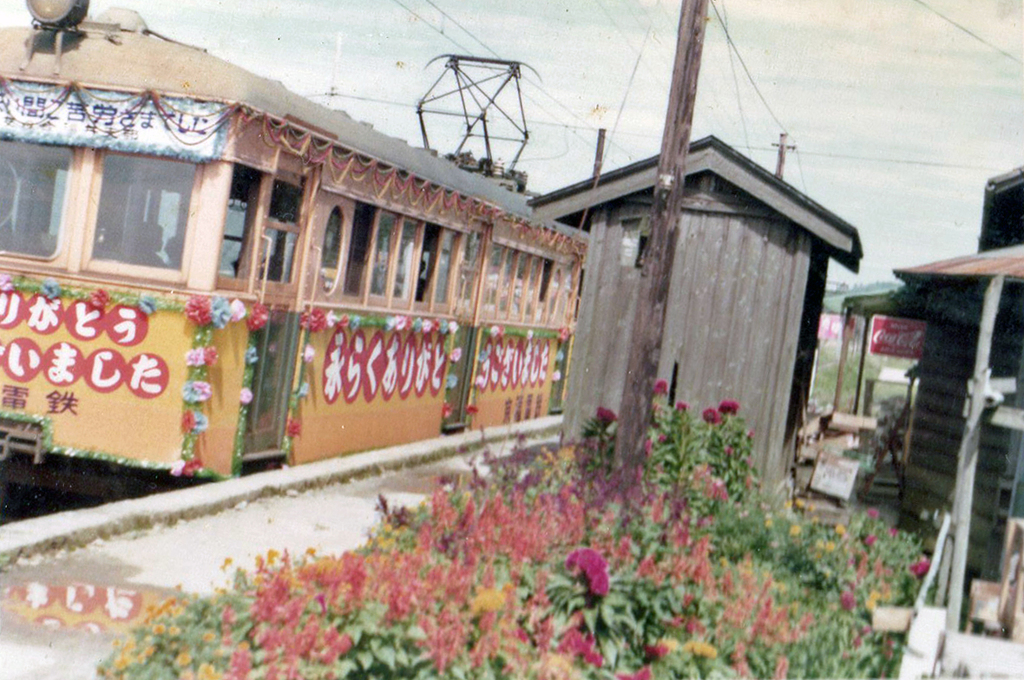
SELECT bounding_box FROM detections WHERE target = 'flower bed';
[99,395,927,679]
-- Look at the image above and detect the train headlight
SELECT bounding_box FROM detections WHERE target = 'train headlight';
[26,0,90,29]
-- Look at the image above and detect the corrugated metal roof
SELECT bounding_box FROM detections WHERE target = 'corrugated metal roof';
[0,20,533,218]
[896,243,1024,281]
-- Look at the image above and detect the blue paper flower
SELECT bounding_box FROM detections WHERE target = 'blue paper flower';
[297,382,310,398]
[40,278,61,300]
[192,412,209,434]
[349,315,361,330]
[385,316,397,332]
[210,296,232,329]
[182,381,212,403]
[245,346,259,365]
[446,374,458,389]
[138,295,157,316]
[439,320,450,335]
[556,351,565,362]
[412,317,423,333]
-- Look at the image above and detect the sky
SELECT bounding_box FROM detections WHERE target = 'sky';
[3,0,1021,284]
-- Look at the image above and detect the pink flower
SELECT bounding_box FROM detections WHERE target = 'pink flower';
[185,348,207,366]
[301,308,329,332]
[240,388,253,405]
[889,527,899,537]
[465,404,479,415]
[595,407,617,424]
[910,558,931,578]
[675,401,689,411]
[449,347,463,363]
[864,534,877,547]
[0,273,13,293]
[441,402,453,419]
[644,439,653,455]
[185,296,213,326]
[866,508,880,519]
[229,298,247,322]
[566,547,610,596]
[840,591,857,611]
[475,374,488,389]
[558,629,603,667]
[246,303,269,331]
[617,668,652,680]
[718,399,740,415]
[286,418,302,438]
[395,315,409,331]
[653,378,669,395]
[303,344,316,363]
[203,347,219,366]
[421,319,434,333]
[702,408,722,425]
[89,289,110,310]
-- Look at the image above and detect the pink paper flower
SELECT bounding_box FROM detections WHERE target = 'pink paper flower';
[229,299,247,322]
[240,388,253,405]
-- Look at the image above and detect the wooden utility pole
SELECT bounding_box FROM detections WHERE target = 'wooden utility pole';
[614,0,710,469]
[773,132,795,179]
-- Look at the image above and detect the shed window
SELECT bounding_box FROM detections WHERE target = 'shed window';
[92,154,195,269]
[0,140,70,259]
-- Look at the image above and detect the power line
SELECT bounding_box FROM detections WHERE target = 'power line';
[708,0,789,133]
[718,0,752,157]
[906,0,1022,64]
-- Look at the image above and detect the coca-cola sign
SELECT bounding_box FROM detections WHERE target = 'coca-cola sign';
[869,316,926,359]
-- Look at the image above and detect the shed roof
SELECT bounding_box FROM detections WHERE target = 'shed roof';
[0,15,531,218]
[529,136,863,272]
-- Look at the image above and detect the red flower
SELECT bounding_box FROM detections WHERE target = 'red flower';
[840,591,857,611]
[702,408,722,425]
[465,404,479,415]
[675,401,689,411]
[645,642,670,661]
[182,457,203,477]
[566,547,610,596]
[653,378,669,396]
[595,407,617,424]
[181,410,196,434]
[557,629,603,667]
[718,399,740,415]
[286,418,302,438]
[301,308,328,333]
[185,296,213,326]
[617,668,652,680]
[441,402,454,419]
[247,302,269,331]
[338,314,350,328]
[558,327,571,342]
[203,347,219,366]
[864,534,877,547]
[89,289,110,310]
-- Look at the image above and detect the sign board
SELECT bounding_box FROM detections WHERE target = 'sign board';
[810,453,860,500]
[818,313,844,341]
[869,315,926,359]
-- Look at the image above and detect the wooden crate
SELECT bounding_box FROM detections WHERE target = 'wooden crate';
[998,519,1024,641]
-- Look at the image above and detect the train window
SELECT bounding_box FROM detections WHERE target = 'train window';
[415,223,441,303]
[483,244,504,316]
[510,253,528,320]
[547,269,562,325]
[391,218,419,304]
[497,250,515,315]
[344,202,375,297]
[220,164,261,278]
[524,256,541,321]
[0,140,71,259]
[369,211,397,298]
[455,231,481,316]
[319,207,343,293]
[432,230,455,306]
[263,180,302,283]
[92,154,196,270]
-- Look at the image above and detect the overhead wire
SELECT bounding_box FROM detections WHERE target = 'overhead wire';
[906,0,1021,64]
[717,0,752,157]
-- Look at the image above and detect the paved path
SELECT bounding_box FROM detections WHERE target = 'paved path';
[0,418,560,680]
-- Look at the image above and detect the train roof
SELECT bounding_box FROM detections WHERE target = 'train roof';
[0,9,534,220]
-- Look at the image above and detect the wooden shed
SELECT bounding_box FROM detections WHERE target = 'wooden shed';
[530,136,862,489]
[895,166,1024,579]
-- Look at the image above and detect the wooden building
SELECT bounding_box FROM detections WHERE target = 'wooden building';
[531,136,862,489]
[895,166,1024,579]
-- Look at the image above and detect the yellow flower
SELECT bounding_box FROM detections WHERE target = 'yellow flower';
[168,626,181,637]
[113,654,131,671]
[202,631,217,643]
[825,541,836,552]
[220,557,233,571]
[789,524,802,537]
[175,651,192,667]
[835,524,847,536]
[152,624,166,635]
[764,519,773,528]
[659,638,680,653]
[682,640,718,659]
[784,500,793,510]
[198,663,222,680]
[795,498,806,509]
[267,549,280,565]
[470,587,505,616]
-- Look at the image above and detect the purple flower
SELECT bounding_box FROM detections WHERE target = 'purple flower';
[595,407,618,424]
[653,378,669,396]
[718,399,740,415]
[702,408,722,425]
[675,401,689,411]
[240,388,253,405]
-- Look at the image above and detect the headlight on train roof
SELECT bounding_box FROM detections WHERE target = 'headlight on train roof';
[26,0,90,28]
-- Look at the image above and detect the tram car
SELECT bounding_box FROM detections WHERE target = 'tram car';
[0,4,584,509]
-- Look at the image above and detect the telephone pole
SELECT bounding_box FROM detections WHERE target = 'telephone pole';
[773,132,796,179]
[614,0,710,469]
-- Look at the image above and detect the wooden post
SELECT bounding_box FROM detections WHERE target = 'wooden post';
[613,0,710,469]
[853,313,871,414]
[833,309,854,411]
[946,275,1004,632]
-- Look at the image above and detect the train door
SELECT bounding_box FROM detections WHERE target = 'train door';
[243,310,300,458]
